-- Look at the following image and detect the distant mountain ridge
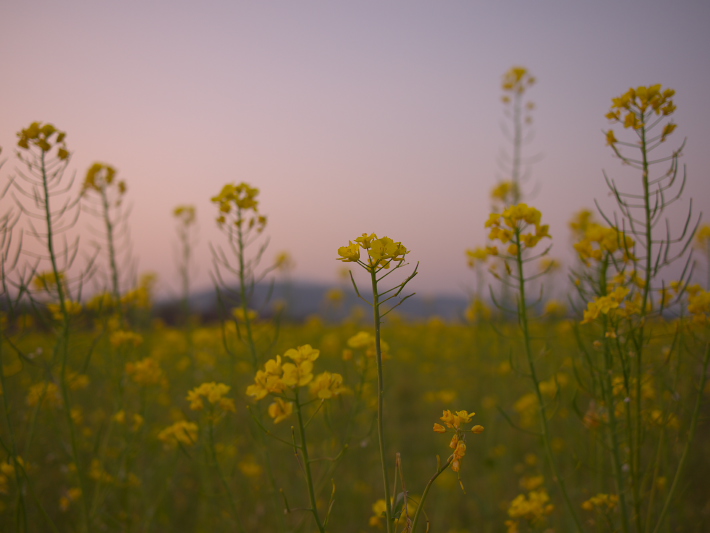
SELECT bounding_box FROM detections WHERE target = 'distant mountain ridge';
[159,280,470,322]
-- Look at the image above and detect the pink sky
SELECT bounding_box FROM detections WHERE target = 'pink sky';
[2,1,709,298]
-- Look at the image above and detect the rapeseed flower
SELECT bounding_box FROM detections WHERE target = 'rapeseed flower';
[17,122,69,159]
[434,409,484,472]
[505,489,554,532]
[486,204,550,253]
[267,397,293,423]
[336,233,409,270]
[158,421,198,448]
[187,382,236,413]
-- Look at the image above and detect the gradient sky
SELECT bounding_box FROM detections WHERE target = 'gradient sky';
[2,0,709,299]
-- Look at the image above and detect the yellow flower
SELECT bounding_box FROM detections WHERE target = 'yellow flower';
[158,421,198,448]
[695,224,710,251]
[435,409,484,474]
[82,163,119,194]
[507,489,554,527]
[337,234,409,270]
[284,344,320,364]
[26,382,62,408]
[582,493,619,512]
[309,371,348,399]
[187,382,236,413]
[173,205,196,225]
[336,241,360,262]
[109,330,144,348]
[501,66,535,94]
[581,286,631,324]
[17,122,69,155]
[369,499,388,527]
[347,331,374,349]
[32,271,65,292]
[486,204,550,252]
[267,398,293,423]
[125,358,165,386]
[232,307,259,323]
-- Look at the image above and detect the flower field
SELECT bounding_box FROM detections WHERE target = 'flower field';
[1,73,709,532]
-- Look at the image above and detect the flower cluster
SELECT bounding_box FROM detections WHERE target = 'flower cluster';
[695,224,710,251]
[211,182,267,231]
[17,122,69,159]
[337,233,409,271]
[343,330,389,361]
[32,271,65,292]
[158,420,198,448]
[186,382,236,413]
[581,286,631,324]
[581,493,620,512]
[109,330,144,348]
[82,163,127,196]
[120,273,157,310]
[490,180,520,204]
[125,357,165,387]
[433,409,484,473]
[505,489,554,533]
[574,224,635,266]
[501,66,535,96]
[232,307,258,323]
[173,205,196,226]
[246,345,347,423]
[47,301,82,321]
[687,285,710,324]
[605,85,677,144]
[465,246,498,269]
[485,204,550,255]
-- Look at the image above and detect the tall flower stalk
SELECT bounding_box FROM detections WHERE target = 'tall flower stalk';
[8,123,92,532]
[81,163,132,309]
[336,233,416,532]
[210,182,285,529]
[573,85,706,533]
[485,204,584,531]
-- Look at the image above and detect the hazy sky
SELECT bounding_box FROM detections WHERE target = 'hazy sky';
[2,1,709,298]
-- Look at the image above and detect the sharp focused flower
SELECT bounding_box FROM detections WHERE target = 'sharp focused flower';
[336,233,409,270]
[337,241,360,262]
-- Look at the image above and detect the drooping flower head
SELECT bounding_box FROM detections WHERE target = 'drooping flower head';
[433,409,484,474]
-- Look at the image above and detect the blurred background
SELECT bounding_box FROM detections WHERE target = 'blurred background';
[2,0,709,300]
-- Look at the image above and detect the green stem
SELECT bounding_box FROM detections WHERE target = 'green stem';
[652,342,710,533]
[409,456,453,532]
[294,388,326,533]
[0,334,29,532]
[514,230,584,532]
[370,266,393,533]
[208,416,246,533]
[100,185,121,306]
[40,150,91,533]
